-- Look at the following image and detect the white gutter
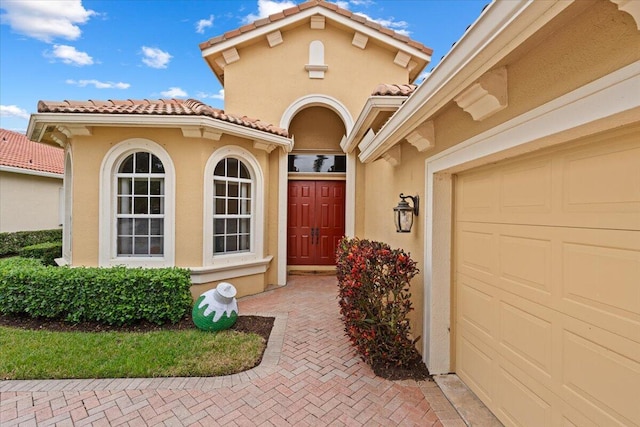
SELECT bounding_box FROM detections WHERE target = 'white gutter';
[0,165,63,179]
[358,0,576,163]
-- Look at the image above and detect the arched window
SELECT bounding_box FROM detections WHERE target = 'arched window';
[99,139,175,267]
[115,152,165,257]
[213,157,251,254]
[203,146,264,266]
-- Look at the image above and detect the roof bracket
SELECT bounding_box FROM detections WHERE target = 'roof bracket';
[405,121,435,152]
[454,66,508,121]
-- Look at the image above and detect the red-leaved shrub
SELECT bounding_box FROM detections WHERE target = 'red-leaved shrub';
[336,237,419,369]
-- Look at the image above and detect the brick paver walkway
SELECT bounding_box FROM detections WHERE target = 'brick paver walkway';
[0,275,465,426]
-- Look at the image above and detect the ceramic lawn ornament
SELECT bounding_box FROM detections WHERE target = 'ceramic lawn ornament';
[192,282,238,331]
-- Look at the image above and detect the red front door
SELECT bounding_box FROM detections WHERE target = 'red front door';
[287,180,345,265]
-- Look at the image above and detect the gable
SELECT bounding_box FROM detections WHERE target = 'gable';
[200,1,432,85]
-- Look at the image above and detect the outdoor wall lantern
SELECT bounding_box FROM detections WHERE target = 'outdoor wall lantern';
[393,193,419,233]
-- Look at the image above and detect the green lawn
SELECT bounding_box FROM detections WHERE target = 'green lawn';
[0,327,265,380]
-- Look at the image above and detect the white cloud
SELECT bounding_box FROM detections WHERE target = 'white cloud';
[196,89,224,101]
[243,0,296,24]
[48,44,93,66]
[0,105,30,119]
[196,14,214,34]
[333,1,350,9]
[141,46,171,69]
[348,0,373,5]
[0,0,95,43]
[354,11,410,36]
[416,70,431,84]
[66,79,130,89]
[160,87,188,98]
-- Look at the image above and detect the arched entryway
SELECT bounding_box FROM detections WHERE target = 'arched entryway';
[286,105,347,268]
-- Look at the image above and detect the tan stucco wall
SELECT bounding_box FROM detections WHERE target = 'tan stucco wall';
[0,171,62,232]
[359,0,640,352]
[69,127,273,295]
[190,273,265,300]
[289,106,345,151]
[223,21,410,125]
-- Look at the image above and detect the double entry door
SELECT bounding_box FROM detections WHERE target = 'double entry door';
[287,180,345,265]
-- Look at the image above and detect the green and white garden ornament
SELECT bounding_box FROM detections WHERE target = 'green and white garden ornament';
[192,282,239,331]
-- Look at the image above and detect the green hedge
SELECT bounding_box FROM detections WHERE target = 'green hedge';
[0,229,62,256]
[19,242,62,266]
[0,260,193,326]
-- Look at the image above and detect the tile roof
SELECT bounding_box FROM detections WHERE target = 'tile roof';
[199,0,433,56]
[37,99,288,137]
[371,83,418,96]
[0,128,64,175]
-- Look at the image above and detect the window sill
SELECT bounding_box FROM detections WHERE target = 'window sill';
[190,256,273,283]
[101,257,172,268]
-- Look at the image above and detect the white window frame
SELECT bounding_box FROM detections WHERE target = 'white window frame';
[203,146,265,268]
[99,138,175,267]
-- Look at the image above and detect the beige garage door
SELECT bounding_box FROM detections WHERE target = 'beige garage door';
[454,129,640,427]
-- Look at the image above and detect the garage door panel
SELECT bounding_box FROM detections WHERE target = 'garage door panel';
[562,141,640,216]
[499,234,553,296]
[562,326,640,426]
[499,300,553,379]
[559,228,640,343]
[500,159,553,213]
[457,169,498,218]
[457,331,497,406]
[458,225,498,278]
[458,274,498,341]
[496,363,553,427]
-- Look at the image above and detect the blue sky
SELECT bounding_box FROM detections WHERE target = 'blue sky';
[0,0,488,133]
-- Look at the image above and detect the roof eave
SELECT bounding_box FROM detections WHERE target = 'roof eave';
[0,165,63,179]
[28,113,293,152]
[358,0,576,163]
[342,96,407,153]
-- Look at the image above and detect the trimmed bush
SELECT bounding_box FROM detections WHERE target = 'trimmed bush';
[0,229,62,256]
[19,242,62,266]
[0,263,193,326]
[336,237,419,369]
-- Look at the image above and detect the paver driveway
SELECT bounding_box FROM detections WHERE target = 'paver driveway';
[0,275,465,426]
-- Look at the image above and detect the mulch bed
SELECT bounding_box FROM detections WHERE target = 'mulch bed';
[0,314,430,381]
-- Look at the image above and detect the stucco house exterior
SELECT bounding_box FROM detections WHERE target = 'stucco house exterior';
[0,128,63,232]
[26,1,639,425]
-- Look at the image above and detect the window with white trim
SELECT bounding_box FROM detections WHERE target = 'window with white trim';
[116,152,165,256]
[213,158,252,254]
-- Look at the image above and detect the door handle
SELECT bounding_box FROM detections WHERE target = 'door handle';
[311,227,320,245]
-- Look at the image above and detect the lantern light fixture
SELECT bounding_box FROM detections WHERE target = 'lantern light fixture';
[393,193,419,233]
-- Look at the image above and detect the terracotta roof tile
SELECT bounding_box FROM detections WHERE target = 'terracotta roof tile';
[0,128,64,175]
[371,83,417,97]
[200,0,433,56]
[37,99,289,137]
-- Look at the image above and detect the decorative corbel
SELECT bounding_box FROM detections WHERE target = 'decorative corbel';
[405,121,435,152]
[394,51,411,68]
[253,140,276,153]
[382,145,401,167]
[267,31,283,47]
[352,32,368,49]
[222,48,240,65]
[455,66,508,121]
[611,0,640,30]
[310,16,325,29]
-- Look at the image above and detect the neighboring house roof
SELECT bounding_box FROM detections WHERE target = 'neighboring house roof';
[200,0,432,56]
[372,83,418,96]
[37,98,288,137]
[0,128,63,175]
